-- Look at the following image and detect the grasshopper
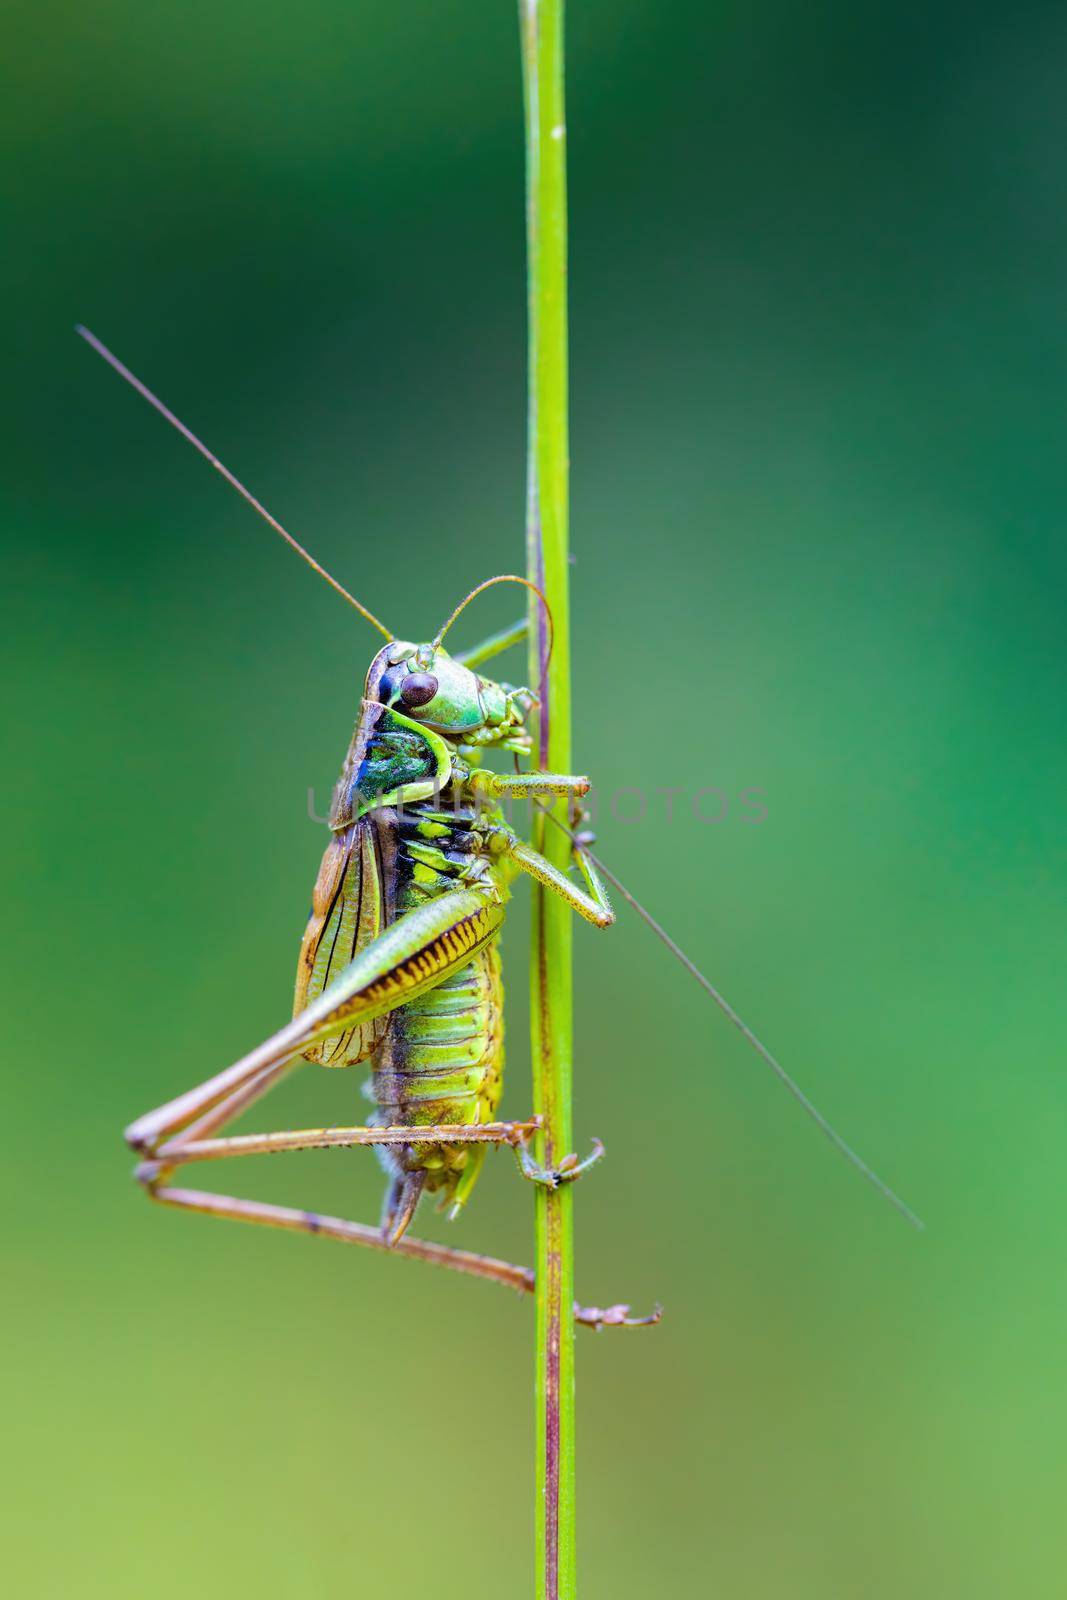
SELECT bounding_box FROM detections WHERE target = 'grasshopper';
[79,328,920,1331]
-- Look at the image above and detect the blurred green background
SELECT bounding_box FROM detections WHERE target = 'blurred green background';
[4,2,1066,1595]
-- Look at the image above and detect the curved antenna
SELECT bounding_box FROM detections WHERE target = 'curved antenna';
[454,617,529,671]
[75,326,394,641]
[432,574,553,664]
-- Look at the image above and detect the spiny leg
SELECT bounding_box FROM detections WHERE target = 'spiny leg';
[126,1035,307,1156]
[139,1177,660,1329]
[174,1058,295,1146]
[148,1100,538,1246]
[500,825,615,929]
[141,1106,538,1251]
[151,1116,542,1245]
[469,769,591,805]
[155,1118,539,1167]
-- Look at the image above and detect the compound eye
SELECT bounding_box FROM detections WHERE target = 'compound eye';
[399,672,438,709]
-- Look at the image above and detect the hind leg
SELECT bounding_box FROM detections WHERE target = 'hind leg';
[137,1175,659,1328]
[125,887,507,1155]
[144,1110,537,1246]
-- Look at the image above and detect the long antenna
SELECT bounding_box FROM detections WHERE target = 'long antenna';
[432,574,554,662]
[549,814,924,1231]
[76,326,394,641]
[453,617,529,670]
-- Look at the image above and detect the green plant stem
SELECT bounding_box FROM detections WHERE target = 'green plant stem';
[519,2,574,1596]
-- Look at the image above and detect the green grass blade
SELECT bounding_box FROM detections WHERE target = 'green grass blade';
[519,1,575,1595]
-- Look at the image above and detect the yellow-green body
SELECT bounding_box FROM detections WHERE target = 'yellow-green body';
[293,640,527,1218]
[80,325,638,1309]
[125,620,612,1249]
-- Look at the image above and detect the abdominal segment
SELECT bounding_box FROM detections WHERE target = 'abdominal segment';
[367,945,504,1199]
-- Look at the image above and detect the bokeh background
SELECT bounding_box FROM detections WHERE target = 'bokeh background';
[4,2,1067,1595]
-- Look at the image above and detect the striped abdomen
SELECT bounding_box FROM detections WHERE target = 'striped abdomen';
[369,943,505,1195]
